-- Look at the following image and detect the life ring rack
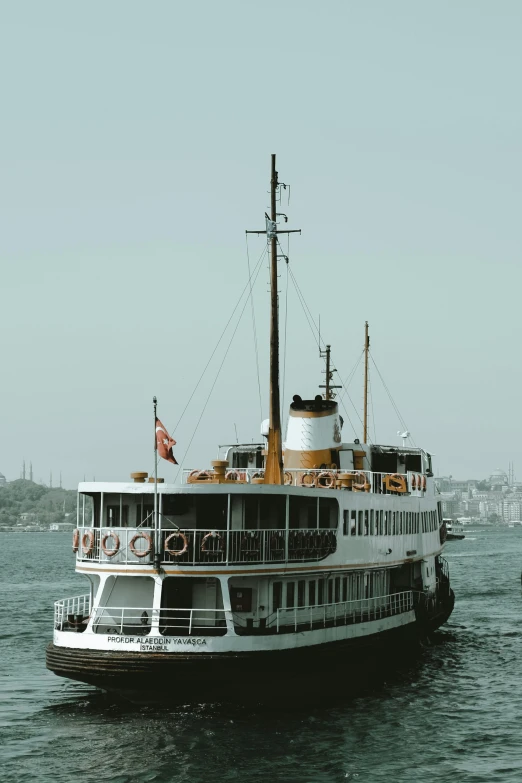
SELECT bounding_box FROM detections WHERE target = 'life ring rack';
[129,532,152,558]
[352,472,371,492]
[101,531,120,557]
[72,528,80,553]
[201,531,224,553]
[81,530,95,556]
[164,531,189,556]
[317,471,335,488]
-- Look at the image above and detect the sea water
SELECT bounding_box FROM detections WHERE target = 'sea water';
[1,529,521,783]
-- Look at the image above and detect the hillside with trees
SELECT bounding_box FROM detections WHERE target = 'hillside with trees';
[0,479,77,530]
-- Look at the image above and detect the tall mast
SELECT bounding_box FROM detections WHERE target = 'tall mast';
[246,154,301,484]
[265,154,283,483]
[363,321,369,443]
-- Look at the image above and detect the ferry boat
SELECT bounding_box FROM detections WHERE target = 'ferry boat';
[444,519,466,540]
[46,156,455,700]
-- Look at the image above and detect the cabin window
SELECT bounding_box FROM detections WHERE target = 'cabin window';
[350,510,356,536]
[273,582,282,611]
[106,505,129,527]
[334,577,340,603]
[286,582,295,609]
[297,580,306,607]
[289,496,317,529]
[343,510,349,535]
[309,580,316,607]
[342,576,348,601]
[357,510,364,536]
[369,509,375,535]
[327,579,333,604]
[135,500,154,527]
[319,497,338,529]
[364,511,369,536]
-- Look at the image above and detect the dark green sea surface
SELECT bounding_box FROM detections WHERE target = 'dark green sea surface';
[1,529,521,783]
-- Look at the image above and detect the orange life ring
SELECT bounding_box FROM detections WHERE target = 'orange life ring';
[421,475,427,491]
[201,531,224,552]
[384,474,407,493]
[164,531,188,556]
[81,530,95,556]
[317,471,335,488]
[299,472,316,487]
[188,469,201,479]
[72,529,80,553]
[284,471,293,486]
[251,471,265,481]
[196,470,211,481]
[129,532,152,558]
[101,531,120,557]
[352,472,370,492]
[225,470,240,481]
[411,474,418,491]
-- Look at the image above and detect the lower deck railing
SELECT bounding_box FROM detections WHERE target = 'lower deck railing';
[270,590,413,633]
[92,606,228,636]
[54,594,92,631]
[54,590,414,636]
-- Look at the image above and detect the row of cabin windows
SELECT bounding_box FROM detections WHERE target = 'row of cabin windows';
[342,508,439,537]
[82,494,339,530]
[272,571,388,612]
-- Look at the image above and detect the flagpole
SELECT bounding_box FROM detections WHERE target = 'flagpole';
[153,395,159,570]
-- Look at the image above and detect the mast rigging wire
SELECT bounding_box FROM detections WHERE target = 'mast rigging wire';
[245,234,263,423]
[174,251,267,480]
[369,351,416,446]
[171,244,268,435]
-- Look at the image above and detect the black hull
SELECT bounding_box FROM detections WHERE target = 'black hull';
[46,593,454,702]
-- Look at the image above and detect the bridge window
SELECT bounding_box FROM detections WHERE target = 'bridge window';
[272,581,282,611]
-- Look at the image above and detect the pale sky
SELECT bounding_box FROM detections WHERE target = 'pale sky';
[2,1,521,486]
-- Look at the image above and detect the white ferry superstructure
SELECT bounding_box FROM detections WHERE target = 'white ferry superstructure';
[47,155,454,699]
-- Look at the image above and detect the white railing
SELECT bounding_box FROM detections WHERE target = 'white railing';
[182,468,427,495]
[54,594,91,631]
[272,590,414,632]
[92,605,228,636]
[76,527,155,564]
[75,527,337,566]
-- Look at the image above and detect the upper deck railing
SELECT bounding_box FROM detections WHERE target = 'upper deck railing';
[182,468,428,495]
[74,526,337,567]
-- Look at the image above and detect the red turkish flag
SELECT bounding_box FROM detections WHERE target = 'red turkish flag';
[155,418,177,464]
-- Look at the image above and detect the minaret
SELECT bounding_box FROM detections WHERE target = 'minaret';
[59,471,62,489]
[29,462,33,482]
[22,459,26,480]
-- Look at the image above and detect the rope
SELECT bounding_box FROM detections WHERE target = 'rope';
[245,234,263,423]
[281,235,290,430]
[369,370,376,442]
[171,244,268,435]
[174,252,266,481]
[369,351,415,446]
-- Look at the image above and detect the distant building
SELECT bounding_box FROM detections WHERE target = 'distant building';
[49,522,74,531]
[19,512,36,522]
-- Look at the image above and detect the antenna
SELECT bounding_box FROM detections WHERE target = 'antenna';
[397,430,410,448]
[319,344,341,400]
